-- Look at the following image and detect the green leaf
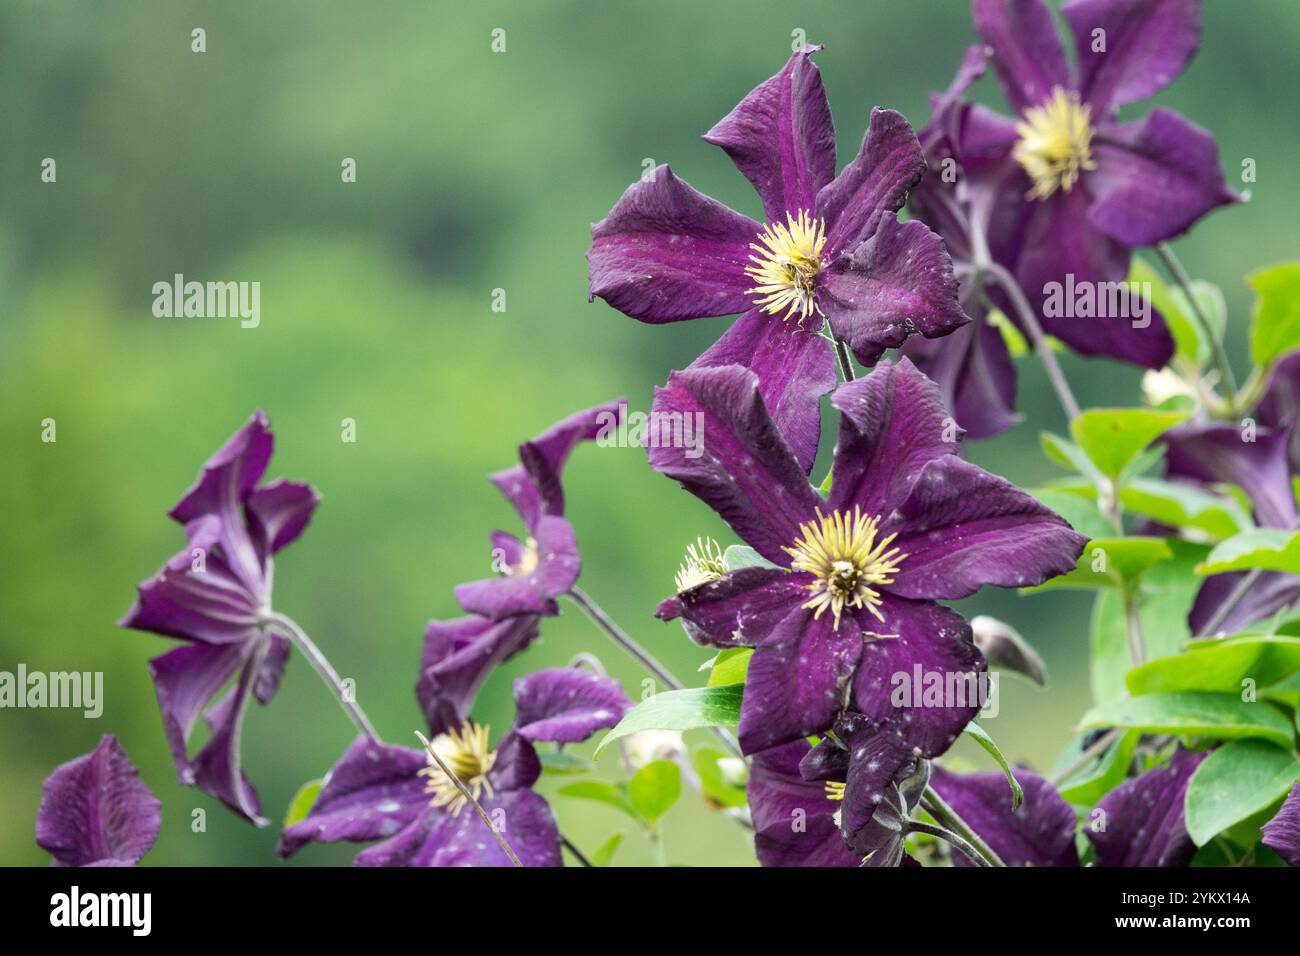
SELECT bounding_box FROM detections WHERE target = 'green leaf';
[1127,634,1300,695]
[284,778,324,827]
[722,544,779,571]
[1069,408,1188,478]
[589,833,623,867]
[1041,431,1103,483]
[1027,536,1171,593]
[557,780,639,819]
[1184,740,1300,846]
[1055,730,1141,806]
[692,746,748,809]
[539,750,597,775]
[628,760,682,823]
[1118,477,1250,541]
[707,647,753,687]
[986,307,1028,357]
[963,722,1023,809]
[1130,257,1225,368]
[595,684,743,757]
[1247,263,1300,367]
[1027,486,1117,539]
[1078,692,1296,748]
[1197,528,1300,575]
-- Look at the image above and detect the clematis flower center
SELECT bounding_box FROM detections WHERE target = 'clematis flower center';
[1012,86,1098,200]
[419,720,497,816]
[674,536,728,592]
[783,506,906,630]
[744,209,827,323]
[507,537,539,577]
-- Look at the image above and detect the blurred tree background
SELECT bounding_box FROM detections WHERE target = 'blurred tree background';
[1,0,1295,866]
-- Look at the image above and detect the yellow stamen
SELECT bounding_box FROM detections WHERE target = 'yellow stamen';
[782,506,906,630]
[507,537,539,577]
[743,210,827,323]
[825,780,847,801]
[418,720,497,816]
[674,536,729,593]
[1012,86,1098,200]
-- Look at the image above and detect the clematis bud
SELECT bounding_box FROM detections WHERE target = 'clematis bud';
[971,615,1048,687]
[621,729,686,771]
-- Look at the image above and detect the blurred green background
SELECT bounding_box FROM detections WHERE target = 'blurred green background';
[1,0,1296,866]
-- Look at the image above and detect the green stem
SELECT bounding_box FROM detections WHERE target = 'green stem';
[1155,242,1238,399]
[909,820,989,867]
[921,785,1005,867]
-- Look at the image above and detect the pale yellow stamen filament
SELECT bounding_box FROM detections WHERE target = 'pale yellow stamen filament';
[782,506,907,630]
[674,536,729,593]
[743,209,827,323]
[418,720,497,816]
[1012,86,1098,200]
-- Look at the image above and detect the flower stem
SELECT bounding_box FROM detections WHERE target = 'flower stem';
[920,785,1005,867]
[416,731,522,867]
[265,612,379,742]
[909,820,990,867]
[565,586,744,759]
[560,833,593,867]
[1155,242,1238,399]
[832,332,856,381]
[1048,728,1120,787]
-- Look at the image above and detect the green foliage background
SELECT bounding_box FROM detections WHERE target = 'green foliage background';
[1,0,1296,866]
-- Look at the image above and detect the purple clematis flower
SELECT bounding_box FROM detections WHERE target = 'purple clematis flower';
[911,0,1238,379]
[280,667,631,866]
[455,399,623,621]
[417,613,541,735]
[588,46,969,472]
[652,358,1086,755]
[747,740,862,868]
[36,735,161,867]
[929,764,1079,866]
[1086,746,1206,866]
[120,410,319,825]
[1262,783,1300,867]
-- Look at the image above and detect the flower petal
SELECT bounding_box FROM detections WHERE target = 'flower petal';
[850,596,985,757]
[246,478,320,555]
[972,0,1070,112]
[417,614,540,735]
[747,741,860,867]
[703,46,836,222]
[1163,422,1298,529]
[1262,784,1300,867]
[1188,570,1300,637]
[486,731,543,792]
[148,641,250,787]
[511,668,632,743]
[455,516,579,619]
[929,765,1080,866]
[1063,0,1201,111]
[413,790,562,868]
[656,566,808,648]
[189,643,273,825]
[821,217,970,366]
[1089,109,1238,247]
[816,108,926,257]
[885,455,1087,600]
[828,357,961,519]
[649,364,820,565]
[690,308,835,475]
[738,607,863,754]
[277,737,429,859]
[1086,747,1206,866]
[36,735,161,867]
[588,165,761,323]
[838,730,917,856]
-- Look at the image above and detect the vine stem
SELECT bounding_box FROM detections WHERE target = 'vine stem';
[265,612,379,741]
[415,731,522,867]
[1155,242,1238,399]
[921,785,1005,867]
[565,586,744,759]
[909,820,989,867]
[561,833,593,867]
[832,332,856,381]
[1049,728,1121,787]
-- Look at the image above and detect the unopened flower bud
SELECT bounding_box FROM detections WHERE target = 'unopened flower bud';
[971,615,1049,687]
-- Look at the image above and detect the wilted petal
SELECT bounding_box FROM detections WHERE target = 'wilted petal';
[148,641,250,786]
[972,0,1070,112]
[455,516,579,619]
[246,479,320,555]
[36,735,161,867]
[820,217,969,366]
[690,308,835,474]
[739,607,862,754]
[1063,0,1201,110]
[511,668,632,743]
[417,614,540,735]
[816,108,926,257]
[748,741,860,867]
[277,737,429,858]
[930,765,1079,866]
[656,567,807,648]
[1086,747,1207,866]
[190,643,273,825]
[1089,109,1238,247]
[851,596,985,757]
[588,166,760,323]
[886,455,1087,600]
[650,365,820,565]
[703,46,836,222]
[1262,784,1300,867]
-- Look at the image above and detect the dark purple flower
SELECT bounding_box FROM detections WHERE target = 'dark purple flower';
[652,358,1086,755]
[911,0,1238,375]
[454,400,622,621]
[1085,746,1207,866]
[280,667,631,866]
[929,764,1079,866]
[747,739,866,868]
[417,613,540,735]
[120,411,319,825]
[1262,783,1300,867]
[36,735,161,867]
[588,47,969,472]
